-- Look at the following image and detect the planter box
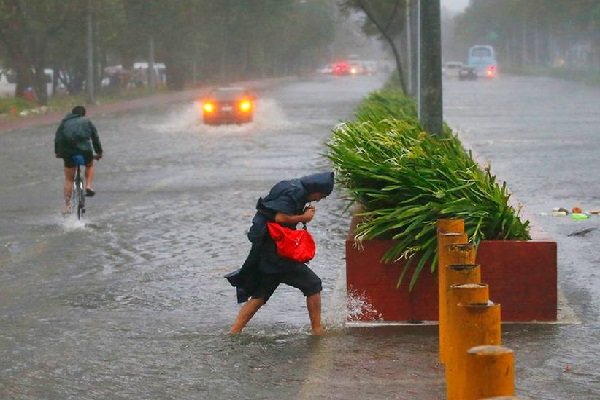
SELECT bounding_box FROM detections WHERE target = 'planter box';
[346,216,557,322]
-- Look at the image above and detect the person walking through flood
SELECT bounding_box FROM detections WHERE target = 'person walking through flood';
[225,171,334,335]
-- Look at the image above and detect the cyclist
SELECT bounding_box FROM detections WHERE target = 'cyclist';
[54,105,103,214]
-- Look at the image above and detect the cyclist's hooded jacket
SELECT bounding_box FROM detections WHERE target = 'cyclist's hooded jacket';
[54,113,102,159]
[225,171,335,303]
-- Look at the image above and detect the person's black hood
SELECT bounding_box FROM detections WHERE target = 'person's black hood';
[300,171,334,196]
[246,171,334,243]
[62,113,82,122]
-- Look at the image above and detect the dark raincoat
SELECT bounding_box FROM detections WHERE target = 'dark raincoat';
[225,172,335,303]
[54,113,102,158]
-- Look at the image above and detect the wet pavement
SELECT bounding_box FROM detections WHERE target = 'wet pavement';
[444,75,600,400]
[0,73,598,399]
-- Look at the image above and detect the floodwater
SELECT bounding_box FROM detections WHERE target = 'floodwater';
[0,71,599,399]
[1,74,445,400]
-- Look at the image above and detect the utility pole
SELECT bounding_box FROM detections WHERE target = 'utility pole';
[419,0,443,135]
[86,0,95,104]
[148,37,156,92]
[407,0,419,98]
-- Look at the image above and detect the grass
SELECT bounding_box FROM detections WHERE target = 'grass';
[0,86,170,120]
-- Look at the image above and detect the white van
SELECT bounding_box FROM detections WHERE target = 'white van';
[443,61,464,78]
[0,68,62,97]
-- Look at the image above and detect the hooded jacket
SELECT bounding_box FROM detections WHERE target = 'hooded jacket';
[225,172,334,303]
[54,113,102,158]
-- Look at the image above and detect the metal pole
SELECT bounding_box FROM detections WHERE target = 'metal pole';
[416,0,421,114]
[410,0,419,98]
[419,0,443,135]
[406,0,412,95]
[148,37,156,92]
[86,0,95,104]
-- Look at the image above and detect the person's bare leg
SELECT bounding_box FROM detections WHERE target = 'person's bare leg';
[84,163,95,190]
[229,298,265,334]
[63,167,75,213]
[307,292,323,335]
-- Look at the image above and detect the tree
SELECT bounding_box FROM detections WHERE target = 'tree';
[0,0,76,103]
[341,0,408,93]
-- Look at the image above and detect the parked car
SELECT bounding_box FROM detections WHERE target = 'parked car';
[201,87,255,125]
[458,66,478,81]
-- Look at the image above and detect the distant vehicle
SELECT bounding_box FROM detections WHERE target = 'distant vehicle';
[201,87,255,125]
[458,66,478,81]
[0,68,64,96]
[467,45,497,78]
[332,61,350,76]
[362,61,378,75]
[316,64,333,74]
[348,62,365,75]
[443,61,464,78]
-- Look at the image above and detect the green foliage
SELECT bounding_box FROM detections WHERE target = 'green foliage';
[0,0,336,96]
[327,89,530,290]
[0,97,35,115]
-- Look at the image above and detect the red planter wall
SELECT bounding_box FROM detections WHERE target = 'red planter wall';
[346,218,557,322]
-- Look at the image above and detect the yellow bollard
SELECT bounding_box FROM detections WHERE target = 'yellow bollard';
[437,218,465,235]
[464,345,515,400]
[440,262,480,363]
[446,302,502,400]
[481,397,520,400]
[444,283,489,398]
[437,233,468,362]
[442,282,490,371]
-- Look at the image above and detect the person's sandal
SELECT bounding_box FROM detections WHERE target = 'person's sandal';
[85,188,96,197]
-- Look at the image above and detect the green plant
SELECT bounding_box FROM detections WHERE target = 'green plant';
[0,97,35,116]
[327,91,530,290]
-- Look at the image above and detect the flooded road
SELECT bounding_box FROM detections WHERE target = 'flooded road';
[444,75,600,399]
[1,75,447,400]
[1,72,599,400]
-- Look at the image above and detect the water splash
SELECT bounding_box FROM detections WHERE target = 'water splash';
[61,215,86,231]
[346,289,382,322]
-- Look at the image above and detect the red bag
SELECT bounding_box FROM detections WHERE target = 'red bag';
[266,222,316,263]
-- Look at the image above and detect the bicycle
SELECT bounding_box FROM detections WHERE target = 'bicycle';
[70,155,87,220]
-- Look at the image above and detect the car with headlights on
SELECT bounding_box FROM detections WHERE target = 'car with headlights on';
[201,87,255,125]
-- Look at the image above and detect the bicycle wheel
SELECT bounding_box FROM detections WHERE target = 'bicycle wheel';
[72,167,85,220]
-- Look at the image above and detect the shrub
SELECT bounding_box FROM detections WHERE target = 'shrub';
[0,97,35,116]
[327,90,530,290]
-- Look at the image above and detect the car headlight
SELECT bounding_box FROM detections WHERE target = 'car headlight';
[239,100,252,112]
[203,102,214,113]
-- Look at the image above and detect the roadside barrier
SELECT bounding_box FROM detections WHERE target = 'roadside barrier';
[463,345,515,400]
[441,263,481,365]
[437,219,468,363]
[450,302,502,399]
[437,219,517,399]
[445,282,489,397]
[439,241,476,363]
